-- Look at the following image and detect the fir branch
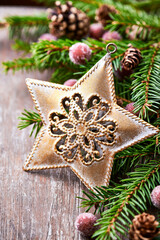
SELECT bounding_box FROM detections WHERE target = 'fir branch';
[131,45,160,119]
[31,39,75,70]
[79,188,109,214]
[112,137,159,179]
[80,162,160,239]
[100,163,160,239]
[107,6,160,40]
[5,15,49,41]
[156,112,160,145]
[3,39,160,113]
[143,46,160,114]
[80,137,159,211]
[18,109,43,138]
[11,40,31,53]
[3,57,35,72]
[2,39,147,73]
[3,39,155,94]
[131,0,160,13]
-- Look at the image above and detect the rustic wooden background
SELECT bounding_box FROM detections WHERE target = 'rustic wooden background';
[0,7,133,240]
[0,7,91,240]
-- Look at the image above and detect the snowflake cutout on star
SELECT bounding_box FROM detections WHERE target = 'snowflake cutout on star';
[48,93,117,165]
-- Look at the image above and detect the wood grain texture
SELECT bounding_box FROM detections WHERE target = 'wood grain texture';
[0,7,131,240]
[0,7,88,240]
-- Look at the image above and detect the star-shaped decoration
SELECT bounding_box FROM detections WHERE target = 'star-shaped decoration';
[24,47,158,190]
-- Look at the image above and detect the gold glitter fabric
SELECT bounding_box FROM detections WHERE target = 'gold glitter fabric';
[24,51,158,190]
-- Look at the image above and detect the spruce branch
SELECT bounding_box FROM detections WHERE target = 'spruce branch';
[131,0,160,13]
[3,39,160,121]
[143,46,159,114]
[5,15,49,41]
[112,136,159,179]
[156,111,160,145]
[18,109,43,138]
[131,45,160,119]
[80,162,160,239]
[107,6,160,40]
[80,137,160,212]
[31,39,76,70]
[2,38,150,73]
[4,39,159,104]
[11,40,31,53]
[5,0,159,42]
[101,163,160,239]
[3,57,35,72]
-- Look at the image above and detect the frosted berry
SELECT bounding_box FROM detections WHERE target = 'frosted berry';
[69,43,92,65]
[125,102,139,116]
[102,31,122,41]
[89,23,104,39]
[151,186,160,209]
[64,79,77,86]
[75,212,97,236]
[39,33,57,41]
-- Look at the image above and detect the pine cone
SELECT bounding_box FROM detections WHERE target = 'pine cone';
[121,44,142,71]
[95,4,118,26]
[48,1,89,39]
[129,212,159,240]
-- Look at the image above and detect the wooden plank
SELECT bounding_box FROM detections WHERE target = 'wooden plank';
[0,7,87,240]
[0,7,136,240]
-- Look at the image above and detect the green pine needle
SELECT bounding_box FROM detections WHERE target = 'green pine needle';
[80,162,160,239]
[18,109,43,138]
[5,15,49,41]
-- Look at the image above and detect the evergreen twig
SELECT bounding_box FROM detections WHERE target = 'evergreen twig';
[3,57,35,72]
[18,109,43,138]
[80,162,160,239]
[131,46,160,119]
[11,40,31,53]
[5,15,49,41]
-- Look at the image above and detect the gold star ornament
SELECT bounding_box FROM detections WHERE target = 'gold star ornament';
[24,43,158,190]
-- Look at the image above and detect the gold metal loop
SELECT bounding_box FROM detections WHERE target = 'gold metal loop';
[106,43,117,54]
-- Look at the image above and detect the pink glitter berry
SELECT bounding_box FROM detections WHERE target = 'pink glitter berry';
[125,102,139,116]
[151,186,160,209]
[69,43,92,65]
[75,212,97,236]
[102,31,122,41]
[39,33,57,41]
[89,23,104,39]
[64,79,77,86]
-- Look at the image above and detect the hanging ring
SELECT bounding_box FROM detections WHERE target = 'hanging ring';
[106,43,117,54]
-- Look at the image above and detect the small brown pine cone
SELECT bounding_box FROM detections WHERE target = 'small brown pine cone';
[95,4,118,26]
[129,212,159,240]
[48,1,89,39]
[121,44,142,71]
